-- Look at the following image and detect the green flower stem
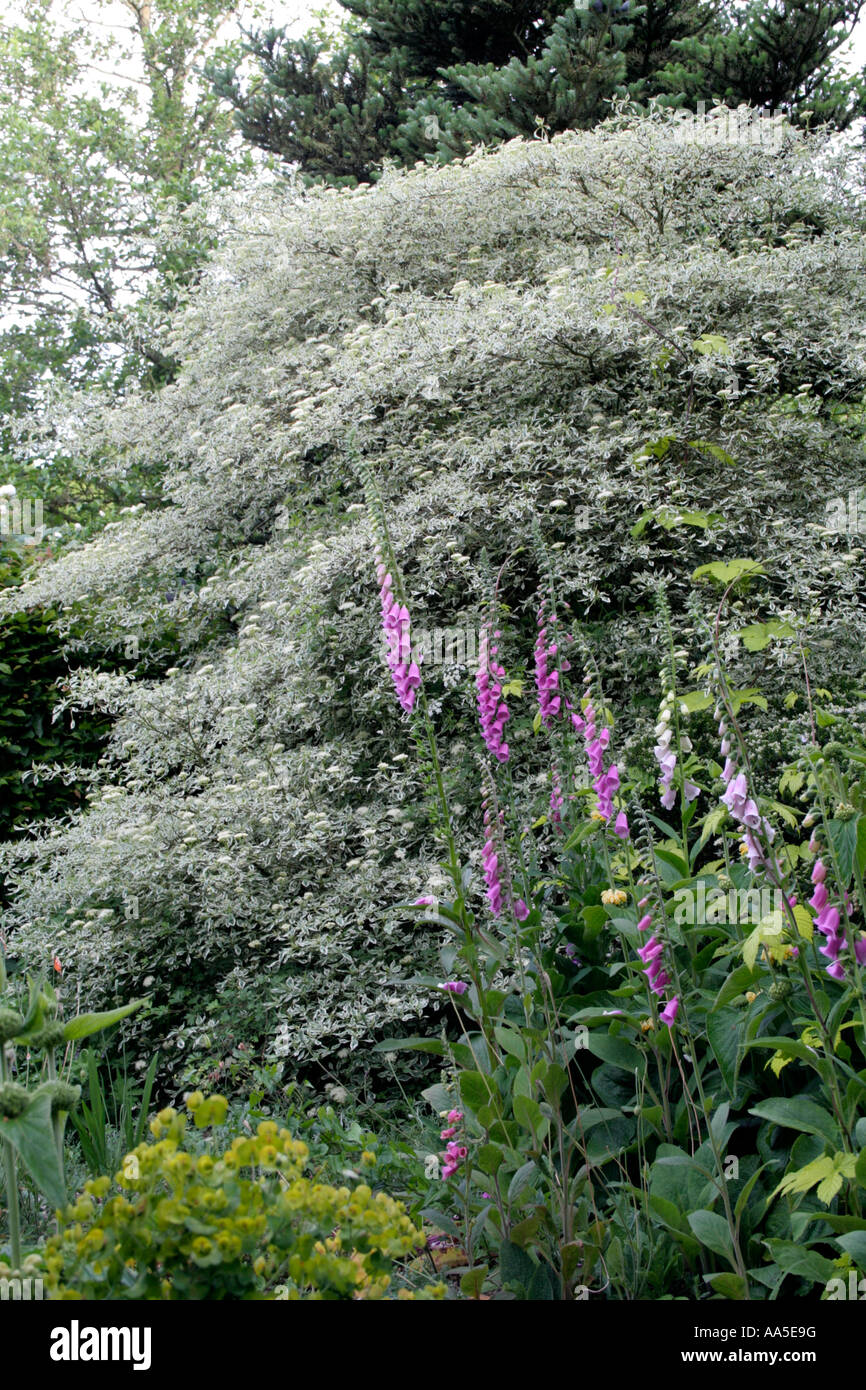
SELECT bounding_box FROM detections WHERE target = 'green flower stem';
[45,1048,66,1189]
[0,1040,22,1272]
[671,1004,750,1294]
[712,642,857,1149]
[810,762,866,1043]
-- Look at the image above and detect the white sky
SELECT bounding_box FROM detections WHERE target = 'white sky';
[1,0,865,101]
[162,1,866,69]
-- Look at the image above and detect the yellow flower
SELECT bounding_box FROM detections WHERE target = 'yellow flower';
[601,889,628,906]
[745,990,761,1003]
[640,1018,654,1033]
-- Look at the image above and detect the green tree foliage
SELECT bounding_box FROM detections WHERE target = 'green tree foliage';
[0,0,255,515]
[209,23,415,185]
[0,6,260,864]
[659,0,866,125]
[212,0,866,184]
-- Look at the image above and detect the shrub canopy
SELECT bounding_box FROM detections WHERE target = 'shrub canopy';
[3,109,866,1086]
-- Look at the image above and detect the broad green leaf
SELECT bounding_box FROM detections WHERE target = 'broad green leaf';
[526,1262,556,1300]
[750,1096,839,1146]
[706,1007,742,1098]
[734,620,795,652]
[688,439,737,467]
[63,998,146,1042]
[374,1036,446,1055]
[0,1088,66,1209]
[826,816,861,887]
[688,1209,735,1264]
[836,1232,866,1268]
[493,1025,526,1063]
[513,1093,547,1142]
[680,690,715,714]
[585,1031,644,1074]
[459,1070,496,1113]
[692,333,731,356]
[631,509,655,539]
[420,1082,453,1114]
[744,1036,820,1074]
[763,1239,835,1285]
[704,1272,748,1299]
[507,1160,538,1203]
[712,961,764,1010]
[476,1143,505,1176]
[543,1063,569,1107]
[460,1265,489,1298]
[730,686,768,713]
[692,560,766,586]
[585,1115,635,1163]
[499,1239,536,1295]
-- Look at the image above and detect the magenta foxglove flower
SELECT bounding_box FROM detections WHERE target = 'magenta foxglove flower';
[441,1139,468,1179]
[533,599,587,735]
[534,605,562,727]
[722,772,762,829]
[582,697,622,823]
[655,694,698,810]
[481,796,513,918]
[718,748,776,874]
[659,996,679,1026]
[482,835,503,916]
[438,980,468,995]
[614,810,630,839]
[550,766,565,826]
[375,550,421,712]
[514,899,529,921]
[809,858,848,981]
[637,934,663,965]
[633,907,677,1019]
[476,623,510,762]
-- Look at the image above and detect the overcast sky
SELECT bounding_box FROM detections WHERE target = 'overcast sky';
[8,1,866,88]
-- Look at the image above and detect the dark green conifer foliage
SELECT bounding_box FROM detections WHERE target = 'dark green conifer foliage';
[211,0,866,183]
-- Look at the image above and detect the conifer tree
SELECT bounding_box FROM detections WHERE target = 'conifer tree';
[212,0,866,184]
